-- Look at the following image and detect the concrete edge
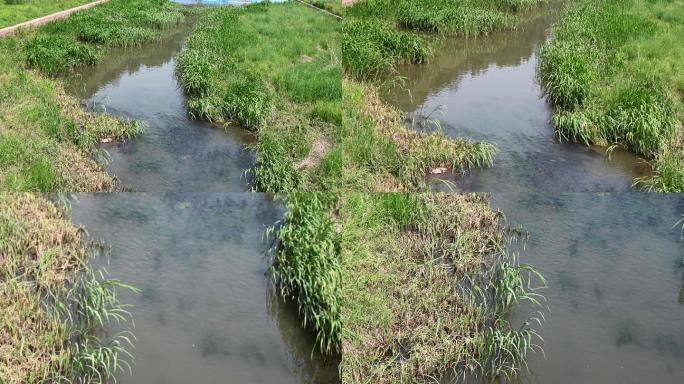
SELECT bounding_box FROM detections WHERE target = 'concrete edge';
[0,0,110,37]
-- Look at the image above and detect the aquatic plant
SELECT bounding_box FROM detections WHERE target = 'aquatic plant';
[538,0,684,191]
[268,193,342,355]
[0,194,137,383]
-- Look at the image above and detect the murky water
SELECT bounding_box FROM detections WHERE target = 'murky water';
[384,1,650,192]
[66,24,253,192]
[69,193,339,384]
[492,193,684,383]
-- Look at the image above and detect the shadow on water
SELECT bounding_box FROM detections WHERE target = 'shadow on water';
[489,193,684,383]
[69,193,340,384]
[383,1,651,192]
[65,22,254,192]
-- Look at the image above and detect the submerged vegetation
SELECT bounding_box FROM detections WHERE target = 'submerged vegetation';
[0,0,189,191]
[539,0,684,192]
[0,194,135,383]
[270,193,545,382]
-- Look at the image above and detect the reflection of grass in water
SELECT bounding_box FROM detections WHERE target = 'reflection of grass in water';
[0,0,191,191]
[0,194,137,383]
[342,0,545,80]
[539,0,684,192]
[176,2,341,192]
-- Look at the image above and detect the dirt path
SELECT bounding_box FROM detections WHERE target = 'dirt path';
[342,0,358,6]
[0,0,109,37]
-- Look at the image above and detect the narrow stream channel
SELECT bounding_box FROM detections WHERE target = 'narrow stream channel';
[65,22,253,192]
[69,193,340,383]
[494,193,684,383]
[384,1,651,192]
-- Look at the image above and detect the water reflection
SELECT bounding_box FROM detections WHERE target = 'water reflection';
[492,193,684,383]
[69,193,339,384]
[384,1,650,192]
[65,23,253,192]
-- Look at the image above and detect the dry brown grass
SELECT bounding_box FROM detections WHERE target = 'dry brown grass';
[0,194,87,382]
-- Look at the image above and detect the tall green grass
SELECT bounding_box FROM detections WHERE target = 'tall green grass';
[268,193,342,355]
[342,0,544,79]
[539,0,684,191]
[24,0,188,76]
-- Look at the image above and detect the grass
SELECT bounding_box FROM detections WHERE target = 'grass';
[271,193,545,382]
[0,0,92,29]
[177,2,487,192]
[25,0,189,76]
[340,193,545,383]
[177,3,493,192]
[0,0,189,191]
[268,193,342,355]
[342,0,545,80]
[0,193,136,383]
[538,0,684,192]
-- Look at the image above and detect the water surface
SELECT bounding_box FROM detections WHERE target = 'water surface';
[69,193,339,383]
[385,2,650,192]
[66,25,253,192]
[493,193,684,383]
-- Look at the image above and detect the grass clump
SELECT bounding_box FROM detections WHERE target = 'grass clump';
[340,193,545,383]
[342,0,544,79]
[0,194,136,383]
[539,0,684,191]
[268,193,342,355]
[23,0,188,76]
[340,79,495,191]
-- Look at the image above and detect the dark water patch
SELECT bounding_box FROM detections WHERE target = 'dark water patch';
[491,193,684,383]
[384,1,650,192]
[69,193,339,384]
[65,24,253,192]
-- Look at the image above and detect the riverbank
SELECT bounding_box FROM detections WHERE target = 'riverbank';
[539,0,684,192]
[342,0,546,80]
[176,2,491,192]
[0,0,190,191]
[270,192,545,382]
[0,194,134,383]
